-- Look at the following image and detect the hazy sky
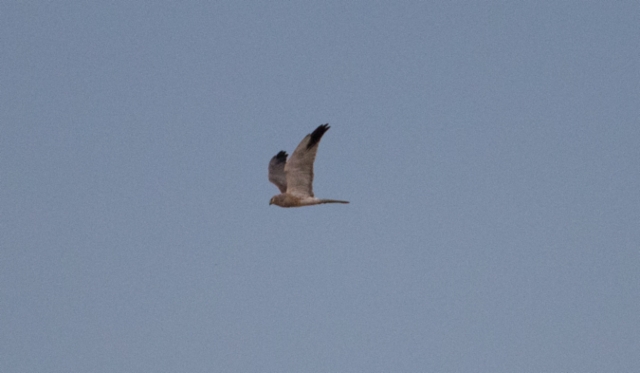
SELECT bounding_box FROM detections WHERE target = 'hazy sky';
[2,1,638,372]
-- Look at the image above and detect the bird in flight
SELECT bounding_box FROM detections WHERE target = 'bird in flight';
[268,124,349,207]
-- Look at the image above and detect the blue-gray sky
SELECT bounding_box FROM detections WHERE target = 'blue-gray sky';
[2,1,638,372]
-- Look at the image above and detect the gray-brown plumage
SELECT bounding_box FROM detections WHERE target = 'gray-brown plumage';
[268,124,349,208]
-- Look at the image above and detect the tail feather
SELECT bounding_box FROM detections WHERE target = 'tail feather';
[319,199,349,204]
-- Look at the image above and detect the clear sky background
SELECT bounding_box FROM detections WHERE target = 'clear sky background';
[1,1,638,372]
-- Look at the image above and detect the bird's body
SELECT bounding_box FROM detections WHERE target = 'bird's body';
[269,194,348,208]
[268,124,349,208]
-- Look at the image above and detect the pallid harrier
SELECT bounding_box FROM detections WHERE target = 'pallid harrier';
[268,124,349,207]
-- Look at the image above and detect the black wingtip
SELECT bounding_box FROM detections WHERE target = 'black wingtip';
[273,150,288,162]
[306,123,330,150]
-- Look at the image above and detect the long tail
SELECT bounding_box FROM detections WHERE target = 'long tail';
[319,199,349,204]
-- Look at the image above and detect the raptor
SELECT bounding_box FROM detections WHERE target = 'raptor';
[268,124,349,207]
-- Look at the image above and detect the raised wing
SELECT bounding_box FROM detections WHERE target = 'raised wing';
[284,124,330,198]
[268,151,288,193]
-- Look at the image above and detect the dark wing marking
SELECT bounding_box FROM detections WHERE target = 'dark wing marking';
[306,123,330,150]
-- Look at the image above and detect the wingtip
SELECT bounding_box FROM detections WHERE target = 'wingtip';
[306,123,331,149]
[272,150,288,160]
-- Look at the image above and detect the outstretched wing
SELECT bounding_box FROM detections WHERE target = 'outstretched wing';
[268,151,288,193]
[285,124,330,198]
